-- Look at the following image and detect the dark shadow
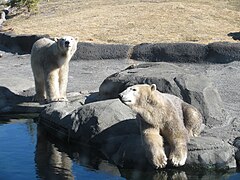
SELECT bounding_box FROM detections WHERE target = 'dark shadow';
[0,86,44,120]
[84,92,101,104]
[228,32,240,41]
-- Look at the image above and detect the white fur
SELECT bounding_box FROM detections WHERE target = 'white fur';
[31,36,78,103]
[119,85,140,105]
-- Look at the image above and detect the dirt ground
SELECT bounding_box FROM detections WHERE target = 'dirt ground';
[2,0,240,45]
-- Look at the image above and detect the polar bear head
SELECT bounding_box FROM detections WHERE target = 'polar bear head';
[55,36,78,54]
[119,84,157,107]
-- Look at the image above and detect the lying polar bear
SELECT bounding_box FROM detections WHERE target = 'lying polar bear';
[119,84,203,169]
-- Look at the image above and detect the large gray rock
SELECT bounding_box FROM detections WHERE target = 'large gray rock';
[39,98,237,170]
[186,137,236,169]
[99,62,229,129]
[40,99,137,144]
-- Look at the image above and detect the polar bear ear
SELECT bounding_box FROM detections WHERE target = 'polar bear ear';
[54,37,59,42]
[150,84,157,91]
[75,37,79,42]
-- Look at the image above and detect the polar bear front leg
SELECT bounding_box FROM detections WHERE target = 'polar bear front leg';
[33,75,46,102]
[167,129,188,167]
[142,128,167,169]
[58,64,69,101]
[169,140,188,167]
[45,69,60,102]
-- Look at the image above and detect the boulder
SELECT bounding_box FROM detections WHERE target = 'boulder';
[0,86,44,114]
[39,98,237,170]
[40,99,137,144]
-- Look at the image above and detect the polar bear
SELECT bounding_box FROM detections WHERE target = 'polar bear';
[31,36,78,102]
[119,84,203,169]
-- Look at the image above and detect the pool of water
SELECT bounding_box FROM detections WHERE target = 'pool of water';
[0,119,240,180]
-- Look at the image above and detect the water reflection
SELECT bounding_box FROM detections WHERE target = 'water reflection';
[35,126,74,179]
[35,124,122,180]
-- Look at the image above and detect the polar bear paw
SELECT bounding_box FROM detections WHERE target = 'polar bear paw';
[169,149,187,167]
[152,151,168,169]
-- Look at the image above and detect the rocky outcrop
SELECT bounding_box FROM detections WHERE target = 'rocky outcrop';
[39,98,237,170]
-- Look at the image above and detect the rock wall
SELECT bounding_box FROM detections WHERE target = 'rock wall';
[1,32,240,63]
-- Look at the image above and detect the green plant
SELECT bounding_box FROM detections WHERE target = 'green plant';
[8,0,40,13]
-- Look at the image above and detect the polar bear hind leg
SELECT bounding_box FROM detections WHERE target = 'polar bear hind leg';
[182,103,203,137]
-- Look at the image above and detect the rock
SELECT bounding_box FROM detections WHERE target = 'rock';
[40,99,137,144]
[206,42,240,63]
[0,86,44,114]
[99,62,229,128]
[233,137,240,166]
[129,42,240,63]
[39,98,237,170]
[186,137,236,169]
[130,43,207,63]
[0,33,49,54]
[72,42,131,60]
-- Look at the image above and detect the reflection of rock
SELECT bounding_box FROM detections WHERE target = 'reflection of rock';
[35,126,74,180]
[35,125,122,179]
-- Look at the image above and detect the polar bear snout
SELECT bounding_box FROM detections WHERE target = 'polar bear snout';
[118,91,134,105]
[65,40,70,47]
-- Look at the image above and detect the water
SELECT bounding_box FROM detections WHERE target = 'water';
[0,119,240,180]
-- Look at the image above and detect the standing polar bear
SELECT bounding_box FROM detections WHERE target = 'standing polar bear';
[119,84,203,169]
[31,36,78,102]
